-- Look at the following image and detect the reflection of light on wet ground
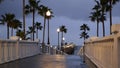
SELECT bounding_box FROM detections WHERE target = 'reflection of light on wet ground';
[39,55,66,68]
[0,54,88,68]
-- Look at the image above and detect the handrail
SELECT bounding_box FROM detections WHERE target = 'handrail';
[83,33,120,68]
[0,40,40,64]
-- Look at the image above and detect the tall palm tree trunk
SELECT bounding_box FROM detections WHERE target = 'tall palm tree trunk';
[97,22,99,37]
[102,13,105,37]
[97,16,99,37]
[102,22,105,37]
[102,9,105,37]
[109,0,112,34]
[30,33,32,40]
[7,25,9,39]
[23,0,26,40]
[42,15,46,44]
[11,28,13,36]
[96,9,99,37]
[42,15,46,53]
[36,29,38,39]
[61,32,63,46]
[32,8,35,41]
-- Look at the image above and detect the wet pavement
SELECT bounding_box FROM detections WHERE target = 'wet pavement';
[0,54,88,68]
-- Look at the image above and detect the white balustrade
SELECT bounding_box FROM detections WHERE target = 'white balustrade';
[84,33,120,68]
[0,40,41,64]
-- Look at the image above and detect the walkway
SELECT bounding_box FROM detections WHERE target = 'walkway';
[0,54,88,68]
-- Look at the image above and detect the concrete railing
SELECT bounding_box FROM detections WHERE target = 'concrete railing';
[0,40,40,64]
[84,33,120,68]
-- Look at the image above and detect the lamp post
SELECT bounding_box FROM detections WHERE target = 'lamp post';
[46,10,51,45]
[57,28,60,50]
[46,10,51,53]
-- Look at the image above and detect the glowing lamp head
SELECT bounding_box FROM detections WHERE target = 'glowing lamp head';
[57,28,60,32]
[46,10,51,16]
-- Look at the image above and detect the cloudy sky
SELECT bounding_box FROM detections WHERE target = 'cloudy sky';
[0,0,120,45]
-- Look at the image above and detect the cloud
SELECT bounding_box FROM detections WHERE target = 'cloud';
[0,0,120,20]
[41,0,95,20]
[41,0,120,20]
[0,0,22,19]
[0,0,120,45]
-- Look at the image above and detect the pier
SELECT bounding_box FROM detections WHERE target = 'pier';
[0,39,87,68]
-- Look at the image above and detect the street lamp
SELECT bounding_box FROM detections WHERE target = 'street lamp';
[57,28,60,50]
[62,37,65,40]
[62,37,65,45]
[46,10,51,45]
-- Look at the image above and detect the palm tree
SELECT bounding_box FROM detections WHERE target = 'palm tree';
[109,0,119,34]
[34,22,42,39]
[89,12,99,37]
[9,19,22,36]
[91,0,107,37]
[100,12,106,37]
[60,25,67,46]
[80,24,90,63]
[38,5,49,44]
[0,13,15,39]
[80,24,90,34]
[80,32,89,41]
[103,0,120,34]
[23,0,26,40]
[100,0,108,37]
[38,5,51,53]
[16,29,25,40]
[26,26,36,40]
[80,24,90,39]
[25,0,40,41]
[89,0,101,37]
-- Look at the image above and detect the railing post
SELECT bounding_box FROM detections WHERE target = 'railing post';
[113,36,119,68]
[16,41,19,59]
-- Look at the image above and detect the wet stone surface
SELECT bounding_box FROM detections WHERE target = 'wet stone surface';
[0,54,88,68]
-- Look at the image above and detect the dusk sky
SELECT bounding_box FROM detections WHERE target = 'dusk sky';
[0,0,120,45]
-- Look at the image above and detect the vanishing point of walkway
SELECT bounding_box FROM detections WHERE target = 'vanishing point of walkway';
[0,54,88,68]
